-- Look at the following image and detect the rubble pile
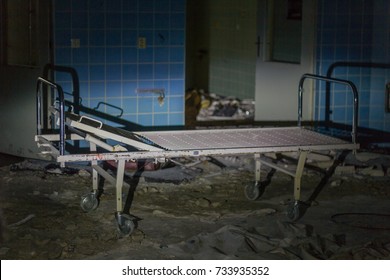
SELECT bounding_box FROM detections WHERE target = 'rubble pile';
[185,89,254,125]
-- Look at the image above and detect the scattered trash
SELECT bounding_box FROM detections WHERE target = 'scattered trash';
[330,179,343,187]
[195,197,212,208]
[334,165,355,175]
[78,169,90,177]
[45,163,79,175]
[10,160,79,175]
[185,88,254,123]
[358,166,385,177]
[162,222,351,260]
[197,92,254,121]
[10,160,45,171]
[8,214,35,228]
[140,166,202,184]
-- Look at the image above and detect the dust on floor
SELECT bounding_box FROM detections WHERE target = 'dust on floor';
[0,154,390,260]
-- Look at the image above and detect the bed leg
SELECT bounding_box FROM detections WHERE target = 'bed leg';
[293,151,308,201]
[287,151,310,221]
[115,159,125,213]
[244,154,264,200]
[255,153,261,183]
[90,143,99,193]
[80,142,100,212]
[114,159,135,236]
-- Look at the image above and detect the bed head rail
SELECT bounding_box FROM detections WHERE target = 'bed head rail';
[36,77,66,156]
[298,74,359,144]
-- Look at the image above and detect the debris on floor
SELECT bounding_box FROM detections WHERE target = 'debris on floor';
[185,88,254,125]
[0,151,390,259]
[163,220,390,260]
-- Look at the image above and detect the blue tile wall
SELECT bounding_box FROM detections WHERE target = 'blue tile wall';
[53,0,186,127]
[316,0,390,132]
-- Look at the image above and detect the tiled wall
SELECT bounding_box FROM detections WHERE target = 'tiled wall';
[53,0,186,127]
[315,0,390,132]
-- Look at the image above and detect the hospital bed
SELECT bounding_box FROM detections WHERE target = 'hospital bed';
[35,74,359,235]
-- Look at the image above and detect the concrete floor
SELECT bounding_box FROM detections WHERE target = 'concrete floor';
[0,153,390,260]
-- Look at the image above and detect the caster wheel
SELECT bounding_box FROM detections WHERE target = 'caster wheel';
[286,201,309,221]
[115,213,136,236]
[245,182,265,201]
[80,193,99,212]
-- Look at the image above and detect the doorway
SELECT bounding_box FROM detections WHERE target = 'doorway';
[255,0,317,121]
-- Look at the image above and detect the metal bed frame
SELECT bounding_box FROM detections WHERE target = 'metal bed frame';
[35,74,359,235]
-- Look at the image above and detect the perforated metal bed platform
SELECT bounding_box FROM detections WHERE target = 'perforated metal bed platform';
[136,127,352,151]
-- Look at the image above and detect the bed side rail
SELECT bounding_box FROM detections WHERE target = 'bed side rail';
[298,74,359,144]
[36,77,66,156]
